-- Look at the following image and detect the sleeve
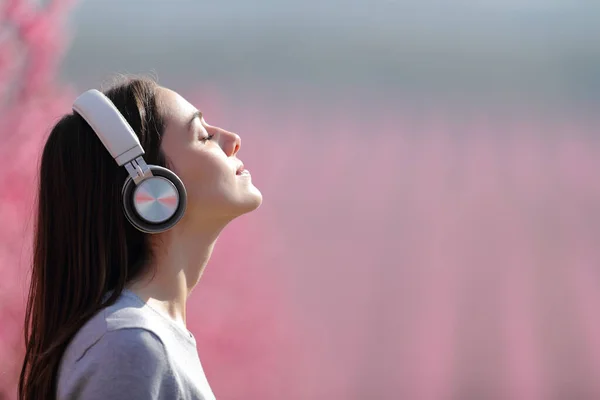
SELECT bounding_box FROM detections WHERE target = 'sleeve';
[59,328,180,400]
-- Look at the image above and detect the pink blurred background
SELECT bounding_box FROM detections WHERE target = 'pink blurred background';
[2,0,600,399]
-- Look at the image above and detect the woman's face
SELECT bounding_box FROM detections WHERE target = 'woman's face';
[156,87,262,222]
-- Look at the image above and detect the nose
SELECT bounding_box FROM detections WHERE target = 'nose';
[210,126,241,157]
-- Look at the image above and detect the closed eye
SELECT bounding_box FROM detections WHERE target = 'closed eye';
[200,134,215,142]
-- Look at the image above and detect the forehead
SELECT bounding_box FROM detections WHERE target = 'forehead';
[156,87,196,127]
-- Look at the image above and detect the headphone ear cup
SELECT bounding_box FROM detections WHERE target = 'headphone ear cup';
[122,166,187,233]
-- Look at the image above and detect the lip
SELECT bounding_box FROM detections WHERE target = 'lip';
[235,163,247,176]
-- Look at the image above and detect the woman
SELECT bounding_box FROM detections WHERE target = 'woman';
[18,77,262,399]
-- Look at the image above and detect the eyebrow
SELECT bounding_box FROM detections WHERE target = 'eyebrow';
[188,110,203,128]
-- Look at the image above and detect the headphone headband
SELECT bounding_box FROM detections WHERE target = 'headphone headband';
[72,89,144,166]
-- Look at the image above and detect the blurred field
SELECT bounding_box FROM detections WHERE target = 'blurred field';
[185,92,600,399]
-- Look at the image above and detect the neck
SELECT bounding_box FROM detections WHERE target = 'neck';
[127,216,230,328]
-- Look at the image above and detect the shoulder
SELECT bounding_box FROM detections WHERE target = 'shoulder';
[83,328,173,379]
[57,328,179,399]
[65,327,169,369]
[95,327,167,360]
[62,323,171,372]
[60,292,168,368]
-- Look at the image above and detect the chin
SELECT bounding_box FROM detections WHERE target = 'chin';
[236,187,263,215]
[185,186,263,221]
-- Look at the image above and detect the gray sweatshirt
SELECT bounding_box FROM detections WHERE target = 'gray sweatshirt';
[56,290,216,400]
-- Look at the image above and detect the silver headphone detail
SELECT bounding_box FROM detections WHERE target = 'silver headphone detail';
[72,89,186,233]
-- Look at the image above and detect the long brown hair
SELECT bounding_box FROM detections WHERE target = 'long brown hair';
[18,77,168,400]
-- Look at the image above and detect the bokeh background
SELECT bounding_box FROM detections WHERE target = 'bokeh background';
[2,0,600,399]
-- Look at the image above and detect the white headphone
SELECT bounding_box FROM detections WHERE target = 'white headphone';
[72,89,187,233]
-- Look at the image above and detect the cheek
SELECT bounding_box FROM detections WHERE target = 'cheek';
[174,149,232,196]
